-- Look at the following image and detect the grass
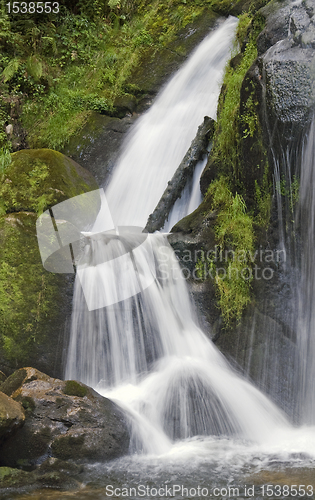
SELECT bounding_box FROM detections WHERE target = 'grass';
[0,0,208,151]
[200,177,255,325]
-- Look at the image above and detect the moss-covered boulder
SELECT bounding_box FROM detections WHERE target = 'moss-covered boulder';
[0,149,98,376]
[0,149,98,215]
[0,392,25,443]
[0,367,130,468]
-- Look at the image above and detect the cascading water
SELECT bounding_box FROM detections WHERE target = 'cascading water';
[162,155,207,232]
[66,15,315,476]
[296,116,315,425]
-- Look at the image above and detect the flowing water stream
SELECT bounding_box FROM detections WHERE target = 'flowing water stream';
[63,16,315,499]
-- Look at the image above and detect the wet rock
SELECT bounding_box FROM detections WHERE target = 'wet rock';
[168,193,220,331]
[0,392,25,443]
[113,95,137,117]
[62,113,137,185]
[146,117,215,233]
[256,0,292,55]
[0,466,33,489]
[215,306,296,416]
[0,367,130,468]
[255,0,315,144]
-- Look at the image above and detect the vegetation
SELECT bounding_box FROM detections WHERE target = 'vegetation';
[63,380,88,398]
[195,8,272,326]
[211,11,265,185]
[0,0,215,152]
[196,177,254,325]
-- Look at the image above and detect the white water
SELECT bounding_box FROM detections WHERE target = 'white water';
[162,156,206,232]
[297,116,315,424]
[66,17,315,466]
[102,17,237,228]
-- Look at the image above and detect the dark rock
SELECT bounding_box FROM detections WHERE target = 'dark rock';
[146,117,215,233]
[0,392,25,443]
[0,372,6,384]
[113,95,137,117]
[62,112,137,185]
[256,0,315,145]
[215,306,297,417]
[0,460,82,494]
[256,0,291,55]
[0,466,33,489]
[0,367,130,468]
[168,192,220,330]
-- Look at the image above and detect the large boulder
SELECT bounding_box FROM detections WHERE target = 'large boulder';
[0,368,130,468]
[0,392,24,443]
[257,0,315,143]
[0,149,98,377]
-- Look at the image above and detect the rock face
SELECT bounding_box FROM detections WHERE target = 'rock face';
[0,368,130,467]
[0,149,98,377]
[0,391,24,443]
[257,0,315,143]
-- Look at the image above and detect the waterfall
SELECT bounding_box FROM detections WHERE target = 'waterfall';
[65,17,315,460]
[102,17,238,228]
[162,155,206,232]
[296,116,315,424]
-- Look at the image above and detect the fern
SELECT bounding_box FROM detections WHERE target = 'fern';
[26,55,43,81]
[2,58,21,82]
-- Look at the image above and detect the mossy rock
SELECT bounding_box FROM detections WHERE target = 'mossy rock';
[0,467,32,488]
[0,149,98,215]
[0,213,68,373]
[0,368,27,397]
[0,149,98,376]
[63,380,88,398]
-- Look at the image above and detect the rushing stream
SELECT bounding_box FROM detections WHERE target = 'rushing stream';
[61,16,315,500]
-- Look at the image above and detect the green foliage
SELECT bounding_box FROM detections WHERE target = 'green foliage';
[201,177,255,325]
[213,38,258,179]
[276,175,300,213]
[0,0,215,150]
[0,147,12,178]
[211,11,265,184]
[0,213,62,365]
[255,164,271,227]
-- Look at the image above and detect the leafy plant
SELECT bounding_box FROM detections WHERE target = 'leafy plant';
[199,177,255,325]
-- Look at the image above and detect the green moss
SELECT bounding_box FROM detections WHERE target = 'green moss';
[0,467,32,488]
[211,14,263,184]
[276,175,300,214]
[0,149,98,216]
[0,367,27,396]
[63,380,88,398]
[0,213,64,366]
[196,9,272,325]
[51,434,85,460]
[15,396,36,416]
[198,177,255,325]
